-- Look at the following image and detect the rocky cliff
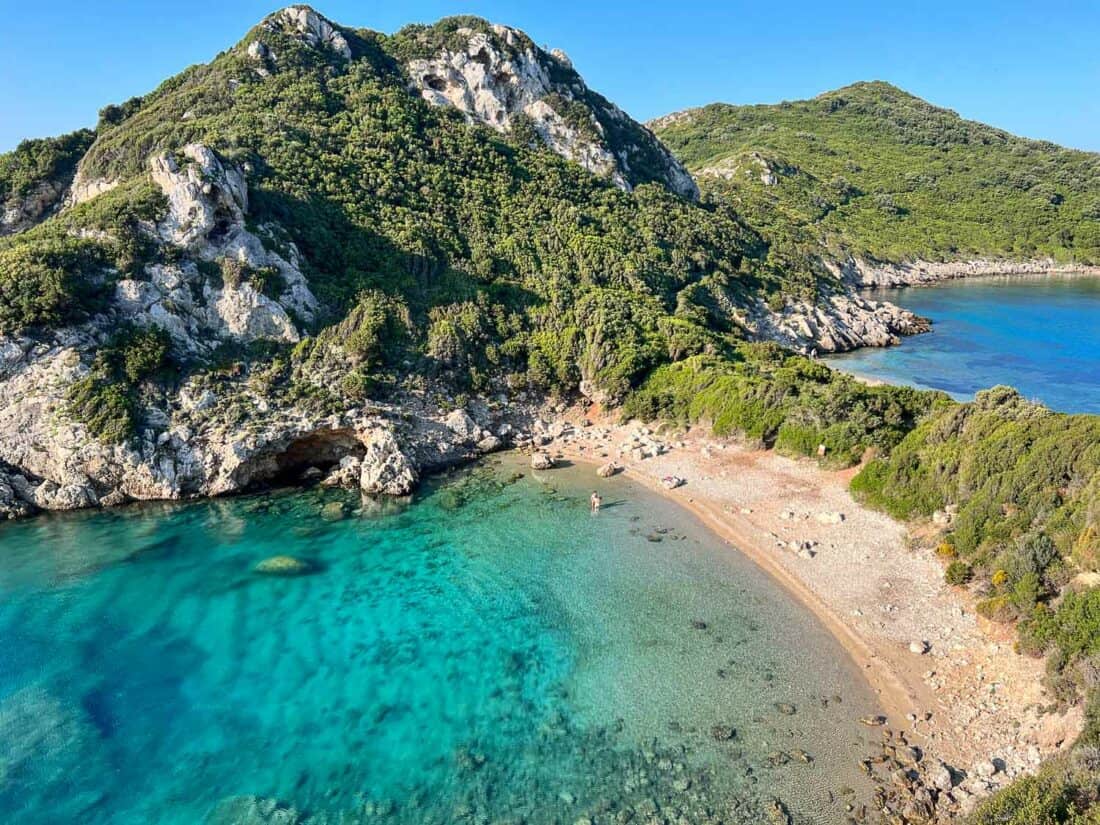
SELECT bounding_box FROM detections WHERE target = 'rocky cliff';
[397,19,698,199]
[836,256,1100,288]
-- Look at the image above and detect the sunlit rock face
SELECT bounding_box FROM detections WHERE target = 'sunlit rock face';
[405,22,698,199]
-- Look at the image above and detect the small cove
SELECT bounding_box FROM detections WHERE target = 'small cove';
[0,453,882,824]
[826,273,1100,413]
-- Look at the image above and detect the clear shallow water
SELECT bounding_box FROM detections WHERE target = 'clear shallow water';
[826,274,1100,413]
[0,455,880,824]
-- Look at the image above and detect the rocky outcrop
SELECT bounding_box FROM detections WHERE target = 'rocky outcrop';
[64,172,118,208]
[0,180,67,236]
[836,256,1100,288]
[741,291,930,354]
[262,5,352,61]
[358,427,417,496]
[697,151,793,186]
[0,462,37,519]
[0,320,539,516]
[404,23,697,199]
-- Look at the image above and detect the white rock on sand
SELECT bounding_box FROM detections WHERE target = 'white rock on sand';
[531,452,555,470]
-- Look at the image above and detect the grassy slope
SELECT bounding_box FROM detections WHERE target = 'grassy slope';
[653,81,1100,264]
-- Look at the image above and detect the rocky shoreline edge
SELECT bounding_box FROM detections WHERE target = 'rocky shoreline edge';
[837,256,1100,289]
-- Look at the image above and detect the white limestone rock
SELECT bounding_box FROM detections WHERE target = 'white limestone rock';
[741,290,930,354]
[405,24,697,200]
[0,180,67,236]
[444,408,480,441]
[531,452,555,470]
[264,6,352,61]
[359,428,417,496]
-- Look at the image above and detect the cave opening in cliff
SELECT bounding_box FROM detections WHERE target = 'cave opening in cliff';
[267,429,363,486]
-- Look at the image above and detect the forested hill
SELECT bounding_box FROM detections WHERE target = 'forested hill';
[652,81,1100,265]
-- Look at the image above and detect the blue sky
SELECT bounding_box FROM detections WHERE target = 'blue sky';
[2,0,1099,153]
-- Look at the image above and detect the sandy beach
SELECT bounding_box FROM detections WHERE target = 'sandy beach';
[536,407,1082,807]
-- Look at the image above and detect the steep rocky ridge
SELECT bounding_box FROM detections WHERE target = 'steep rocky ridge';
[395,18,698,198]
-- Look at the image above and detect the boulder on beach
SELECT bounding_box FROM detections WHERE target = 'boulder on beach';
[596,462,620,478]
[253,555,314,576]
[661,475,685,490]
[531,452,555,470]
[860,715,888,727]
[477,435,502,453]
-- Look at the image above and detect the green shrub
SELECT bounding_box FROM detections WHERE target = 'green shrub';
[655,81,1100,265]
[1020,589,1100,665]
[945,560,972,586]
[0,237,110,332]
[66,325,174,442]
[0,128,94,201]
[966,755,1098,824]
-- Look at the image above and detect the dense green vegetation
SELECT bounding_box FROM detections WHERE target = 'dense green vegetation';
[66,324,174,441]
[853,388,1100,711]
[653,81,1100,264]
[968,742,1100,825]
[0,128,95,202]
[0,179,167,332]
[852,387,1100,625]
[0,14,777,404]
[622,345,937,466]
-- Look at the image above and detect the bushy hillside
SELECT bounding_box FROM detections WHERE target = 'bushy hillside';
[1,7,776,405]
[653,82,1100,264]
[0,128,95,234]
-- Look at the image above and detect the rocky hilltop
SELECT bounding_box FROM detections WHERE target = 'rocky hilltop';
[0,7,925,520]
[399,18,698,198]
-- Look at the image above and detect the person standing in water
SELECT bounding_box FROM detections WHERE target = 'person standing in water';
[590,491,602,513]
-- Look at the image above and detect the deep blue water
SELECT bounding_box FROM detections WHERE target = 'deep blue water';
[0,455,880,824]
[826,274,1100,413]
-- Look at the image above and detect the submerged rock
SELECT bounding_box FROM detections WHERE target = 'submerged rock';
[205,795,303,824]
[253,555,314,576]
[711,724,736,741]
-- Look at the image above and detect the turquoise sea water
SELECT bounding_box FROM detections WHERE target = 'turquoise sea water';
[0,455,881,824]
[826,274,1100,413]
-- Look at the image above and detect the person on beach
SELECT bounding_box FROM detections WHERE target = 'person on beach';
[590,491,602,513]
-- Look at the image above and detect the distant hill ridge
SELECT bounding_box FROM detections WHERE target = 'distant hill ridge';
[652,80,1100,266]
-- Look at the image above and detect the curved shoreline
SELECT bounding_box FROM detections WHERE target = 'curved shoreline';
[544,412,1081,793]
[562,447,920,728]
[622,464,919,724]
